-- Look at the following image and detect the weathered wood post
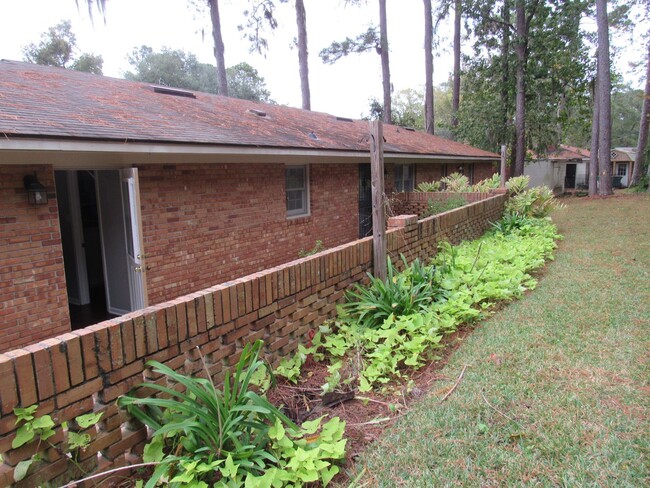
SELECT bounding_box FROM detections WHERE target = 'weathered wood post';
[369,120,387,281]
[500,144,507,188]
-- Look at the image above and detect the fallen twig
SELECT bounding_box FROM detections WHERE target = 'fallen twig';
[348,415,402,427]
[59,462,160,488]
[480,389,524,429]
[439,364,468,403]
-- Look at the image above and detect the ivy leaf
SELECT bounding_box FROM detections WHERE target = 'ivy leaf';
[143,437,165,463]
[13,459,33,482]
[76,412,103,429]
[67,431,91,451]
[14,405,38,423]
[12,424,35,449]
[300,416,325,435]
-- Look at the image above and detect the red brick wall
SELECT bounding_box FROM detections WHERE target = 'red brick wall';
[0,165,70,353]
[473,162,498,182]
[137,163,358,306]
[0,193,507,487]
[415,164,446,186]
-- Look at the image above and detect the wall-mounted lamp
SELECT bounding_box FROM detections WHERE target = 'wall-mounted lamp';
[23,174,48,205]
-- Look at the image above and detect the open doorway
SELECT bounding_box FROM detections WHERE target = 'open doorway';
[55,169,146,329]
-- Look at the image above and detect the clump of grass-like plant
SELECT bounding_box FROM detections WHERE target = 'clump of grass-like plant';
[340,256,443,329]
[118,340,346,487]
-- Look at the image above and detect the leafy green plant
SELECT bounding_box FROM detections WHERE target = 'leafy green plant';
[491,213,535,234]
[422,196,468,217]
[505,175,530,195]
[282,217,561,393]
[441,172,471,192]
[119,340,346,486]
[298,240,325,258]
[415,181,442,192]
[472,173,501,192]
[340,257,442,329]
[118,341,293,484]
[506,185,562,218]
[9,406,102,482]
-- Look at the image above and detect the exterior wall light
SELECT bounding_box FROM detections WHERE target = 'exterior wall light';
[23,174,48,205]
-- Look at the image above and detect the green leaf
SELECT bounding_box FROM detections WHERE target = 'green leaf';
[31,415,54,430]
[67,431,91,450]
[13,459,33,482]
[12,424,35,449]
[13,405,38,423]
[76,411,103,428]
[143,437,165,462]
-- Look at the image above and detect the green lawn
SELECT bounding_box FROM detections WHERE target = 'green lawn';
[353,194,650,487]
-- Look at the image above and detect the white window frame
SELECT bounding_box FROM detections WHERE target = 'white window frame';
[285,165,310,218]
[394,164,415,192]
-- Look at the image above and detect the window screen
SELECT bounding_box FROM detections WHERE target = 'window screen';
[286,165,309,216]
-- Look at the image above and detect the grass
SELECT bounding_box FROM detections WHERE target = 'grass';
[353,194,650,487]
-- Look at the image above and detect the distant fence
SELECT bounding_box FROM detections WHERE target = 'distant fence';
[0,193,507,487]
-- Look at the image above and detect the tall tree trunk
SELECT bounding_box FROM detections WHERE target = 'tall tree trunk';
[596,0,612,195]
[378,0,392,124]
[630,38,649,187]
[424,0,434,134]
[208,0,228,96]
[451,0,461,132]
[295,0,311,110]
[514,0,526,176]
[589,76,599,195]
[500,0,511,153]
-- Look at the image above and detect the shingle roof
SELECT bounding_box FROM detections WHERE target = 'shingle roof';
[547,145,590,161]
[0,60,497,160]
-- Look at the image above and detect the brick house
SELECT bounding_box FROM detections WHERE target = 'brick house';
[0,60,498,352]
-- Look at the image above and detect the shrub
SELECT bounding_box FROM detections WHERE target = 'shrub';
[505,175,530,195]
[472,173,501,192]
[340,256,442,329]
[415,181,442,192]
[441,172,471,192]
[422,196,468,218]
[506,185,561,218]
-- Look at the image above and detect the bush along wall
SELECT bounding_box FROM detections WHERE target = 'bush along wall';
[276,214,562,395]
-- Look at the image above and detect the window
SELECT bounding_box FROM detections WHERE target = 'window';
[616,163,627,177]
[285,165,309,217]
[394,164,415,192]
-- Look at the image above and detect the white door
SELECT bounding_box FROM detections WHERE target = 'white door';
[616,163,628,187]
[121,168,145,310]
[96,169,146,315]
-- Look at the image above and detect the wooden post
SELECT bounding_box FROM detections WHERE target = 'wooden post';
[500,144,507,188]
[369,120,387,281]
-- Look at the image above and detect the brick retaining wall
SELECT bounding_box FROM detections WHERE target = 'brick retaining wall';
[0,193,506,487]
[392,190,506,217]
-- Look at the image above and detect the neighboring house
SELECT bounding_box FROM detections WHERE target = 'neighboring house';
[526,145,590,193]
[0,60,498,351]
[610,147,637,188]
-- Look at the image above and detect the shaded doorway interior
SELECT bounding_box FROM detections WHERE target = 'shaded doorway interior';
[565,163,577,189]
[56,170,113,329]
[55,169,145,330]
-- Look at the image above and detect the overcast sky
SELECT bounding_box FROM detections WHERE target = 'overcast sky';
[0,0,644,119]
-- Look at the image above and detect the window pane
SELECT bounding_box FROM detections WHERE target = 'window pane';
[286,167,305,190]
[286,165,308,215]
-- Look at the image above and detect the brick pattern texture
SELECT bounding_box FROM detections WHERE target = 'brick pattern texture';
[138,163,359,305]
[0,193,506,487]
[0,165,70,352]
[391,190,507,217]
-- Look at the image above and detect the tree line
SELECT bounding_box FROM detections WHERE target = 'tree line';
[29,1,650,194]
